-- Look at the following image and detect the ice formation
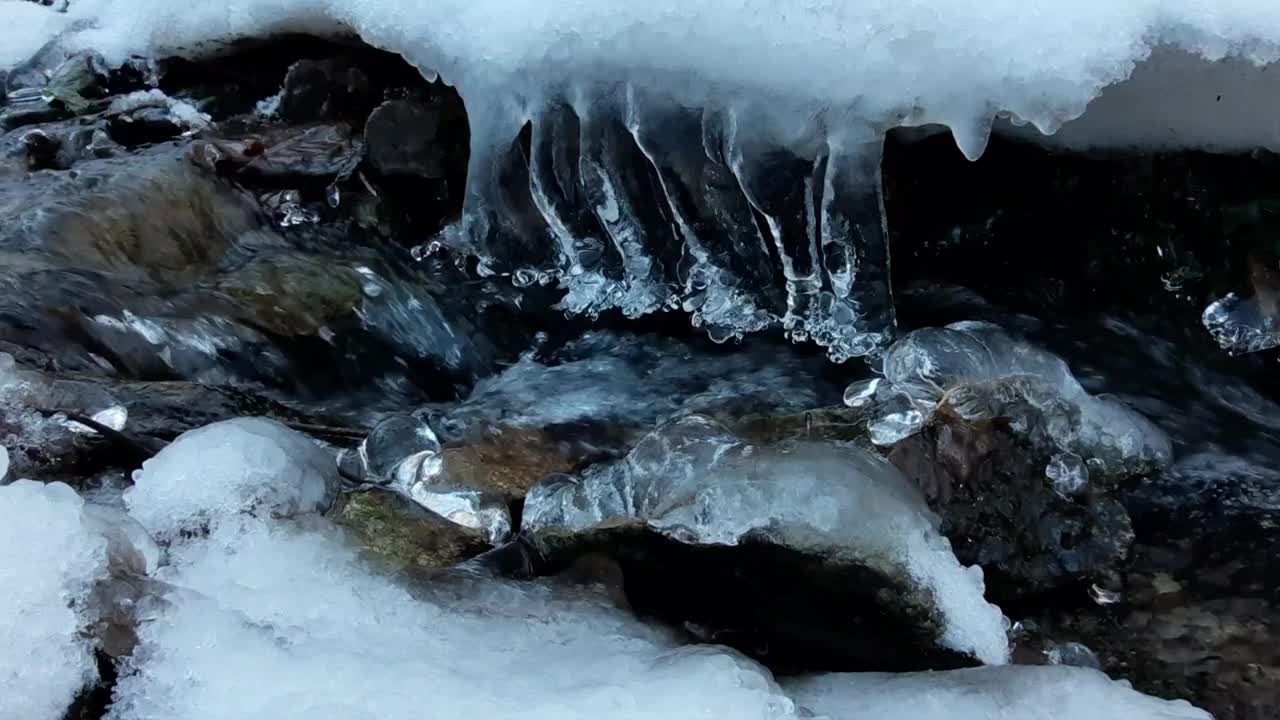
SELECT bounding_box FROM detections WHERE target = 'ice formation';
[352,413,512,543]
[523,415,1011,665]
[845,321,1172,483]
[1202,291,1280,355]
[9,0,1280,356]
[127,417,339,537]
[784,666,1212,720]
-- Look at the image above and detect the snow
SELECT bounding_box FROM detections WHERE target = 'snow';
[127,417,339,538]
[523,415,1011,666]
[0,480,108,720]
[7,0,1280,150]
[784,665,1212,720]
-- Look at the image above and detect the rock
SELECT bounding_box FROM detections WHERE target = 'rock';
[42,50,110,113]
[521,415,1011,672]
[277,57,377,126]
[105,90,210,146]
[194,123,364,187]
[886,410,1136,602]
[330,489,490,574]
[365,99,446,178]
[348,414,512,544]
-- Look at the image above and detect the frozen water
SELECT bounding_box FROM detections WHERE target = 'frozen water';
[0,444,8,482]
[0,481,108,720]
[13,0,1279,357]
[127,417,339,538]
[523,415,1011,665]
[784,666,1212,720]
[850,322,1172,479]
[353,414,511,543]
[1202,291,1280,354]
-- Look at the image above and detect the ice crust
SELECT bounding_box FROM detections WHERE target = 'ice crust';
[0,480,108,720]
[127,417,339,538]
[846,322,1173,482]
[784,665,1213,720]
[523,415,1011,665]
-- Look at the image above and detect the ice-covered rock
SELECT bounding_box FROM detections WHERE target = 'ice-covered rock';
[783,665,1212,720]
[352,414,512,544]
[127,417,339,537]
[523,415,1010,669]
[848,321,1172,481]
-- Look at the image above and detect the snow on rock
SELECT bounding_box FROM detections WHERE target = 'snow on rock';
[127,417,339,538]
[107,517,800,720]
[9,0,1280,149]
[0,480,109,720]
[523,415,1011,666]
[784,665,1212,720]
[0,444,8,482]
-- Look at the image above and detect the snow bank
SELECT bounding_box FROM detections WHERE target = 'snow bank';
[524,415,1011,666]
[0,481,108,720]
[9,0,1280,152]
[109,519,799,720]
[784,665,1212,720]
[127,417,338,538]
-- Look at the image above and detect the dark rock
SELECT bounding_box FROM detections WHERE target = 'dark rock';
[107,106,184,146]
[278,57,377,126]
[887,409,1135,603]
[365,99,446,178]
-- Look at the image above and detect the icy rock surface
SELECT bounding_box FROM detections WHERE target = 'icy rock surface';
[0,480,108,720]
[15,1,1280,357]
[127,417,339,537]
[523,415,1010,666]
[352,414,512,544]
[784,665,1212,720]
[847,321,1172,481]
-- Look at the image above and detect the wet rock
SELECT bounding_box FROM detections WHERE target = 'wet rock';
[105,90,209,146]
[330,489,491,574]
[887,409,1135,602]
[521,415,1011,672]
[192,123,363,188]
[278,57,378,126]
[348,414,512,543]
[42,50,110,113]
[365,99,446,179]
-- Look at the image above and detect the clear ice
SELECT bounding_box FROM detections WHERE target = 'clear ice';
[11,0,1280,357]
[847,322,1173,481]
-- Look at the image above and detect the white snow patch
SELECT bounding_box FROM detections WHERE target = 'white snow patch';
[784,665,1212,720]
[127,417,339,538]
[106,518,799,720]
[7,0,1280,152]
[0,481,108,720]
